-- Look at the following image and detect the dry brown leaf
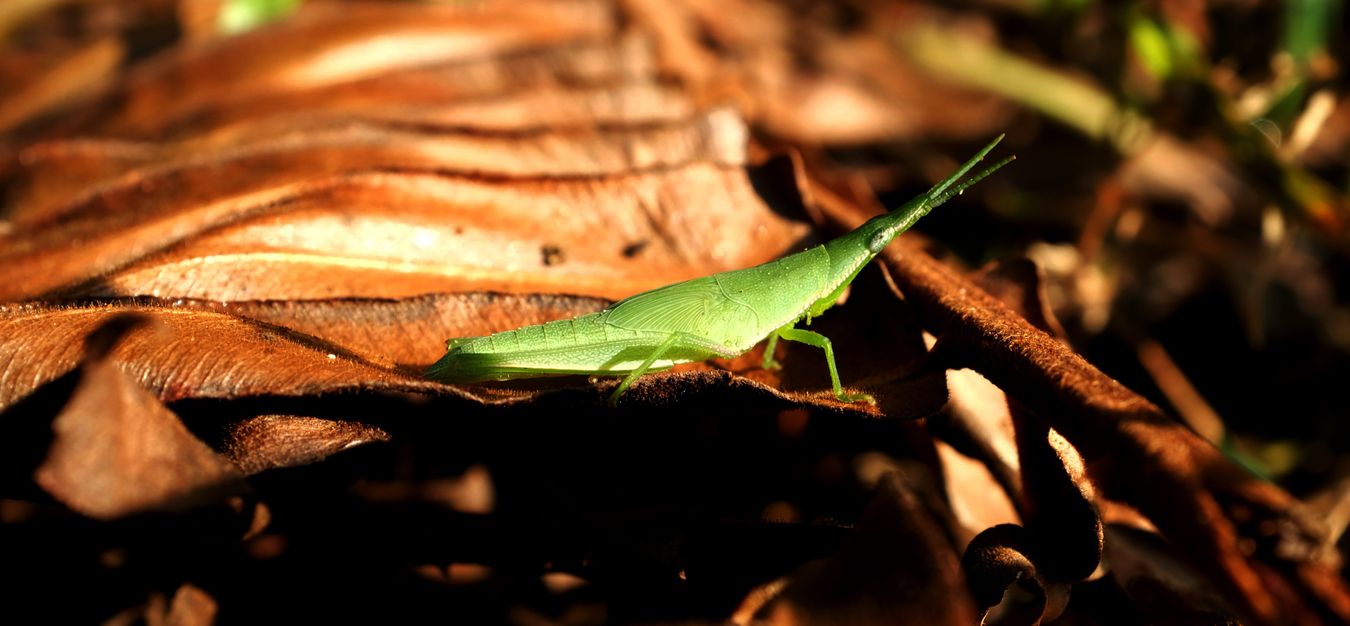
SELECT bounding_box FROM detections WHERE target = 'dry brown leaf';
[354,465,495,515]
[1118,135,1252,226]
[934,440,1020,544]
[152,36,664,138]
[888,231,1336,624]
[0,302,440,411]
[973,258,1070,343]
[973,258,1104,585]
[1009,407,1103,586]
[929,259,1102,624]
[208,292,614,370]
[936,367,1020,499]
[9,108,748,226]
[222,414,389,476]
[1103,524,1244,625]
[49,164,806,302]
[805,169,1350,623]
[107,582,221,626]
[34,315,247,519]
[622,0,1013,145]
[1298,92,1350,171]
[1,114,759,302]
[154,583,219,626]
[94,0,617,137]
[754,473,979,625]
[184,80,696,139]
[0,37,122,135]
[961,523,1071,626]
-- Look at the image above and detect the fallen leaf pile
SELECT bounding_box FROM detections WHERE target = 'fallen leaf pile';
[1,1,1346,625]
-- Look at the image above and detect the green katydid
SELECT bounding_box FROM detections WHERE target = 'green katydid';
[427,135,1012,406]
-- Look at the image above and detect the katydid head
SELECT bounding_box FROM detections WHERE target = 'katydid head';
[864,135,1014,254]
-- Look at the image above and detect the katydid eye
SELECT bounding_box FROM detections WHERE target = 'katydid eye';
[868,229,892,253]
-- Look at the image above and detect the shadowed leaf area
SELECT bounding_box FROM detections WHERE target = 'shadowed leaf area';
[1,1,1347,624]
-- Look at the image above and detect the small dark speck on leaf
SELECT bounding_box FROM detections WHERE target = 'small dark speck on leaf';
[622,240,649,258]
[541,245,565,266]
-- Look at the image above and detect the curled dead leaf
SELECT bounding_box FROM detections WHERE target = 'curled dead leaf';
[753,473,978,625]
[1010,408,1103,585]
[0,302,441,410]
[222,415,390,476]
[34,314,247,519]
[805,165,1350,623]
[961,523,1071,626]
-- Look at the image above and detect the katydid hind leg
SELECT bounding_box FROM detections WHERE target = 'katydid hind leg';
[607,330,752,406]
[609,333,681,406]
[776,327,875,404]
[608,332,739,406]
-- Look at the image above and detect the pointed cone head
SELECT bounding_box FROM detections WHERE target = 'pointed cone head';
[863,136,1014,254]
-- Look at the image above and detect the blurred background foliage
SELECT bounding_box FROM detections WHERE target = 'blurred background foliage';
[831,0,1348,493]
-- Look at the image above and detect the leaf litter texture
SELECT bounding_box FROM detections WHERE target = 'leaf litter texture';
[60,163,806,301]
[805,169,1350,623]
[0,111,759,301]
[92,0,620,138]
[33,314,248,520]
[1,1,1346,625]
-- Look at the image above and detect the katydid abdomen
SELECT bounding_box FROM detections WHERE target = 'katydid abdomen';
[428,314,685,382]
[427,248,833,382]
